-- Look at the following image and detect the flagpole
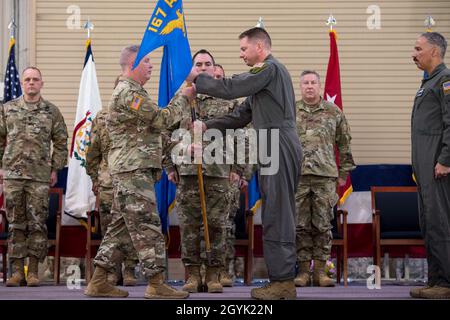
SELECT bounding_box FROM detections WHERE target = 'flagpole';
[7,19,17,52]
[424,15,435,32]
[326,14,336,32]
[2,18,20,220]
[83,18,94,43]
[422,16,435,80]
[4,18,22,102]
[255,17,265,28]
[84,18,94,38]
[8,18,16,39]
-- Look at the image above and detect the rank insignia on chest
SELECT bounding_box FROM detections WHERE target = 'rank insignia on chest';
[130,95,143,110]
[416,88,425,97]
[443,81,450,95]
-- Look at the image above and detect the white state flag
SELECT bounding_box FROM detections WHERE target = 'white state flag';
[64,39,101,222]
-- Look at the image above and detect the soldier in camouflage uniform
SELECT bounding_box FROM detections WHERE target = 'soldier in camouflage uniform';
[166,50,242,293]
[294,70,355,287]
[84,45,193,299]
[85,109,139,286]
[0,67,68,287]
[211,64,253,287]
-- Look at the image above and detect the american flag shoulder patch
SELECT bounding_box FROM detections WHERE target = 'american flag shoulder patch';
[130,95,143,110]
[443,81,450,95]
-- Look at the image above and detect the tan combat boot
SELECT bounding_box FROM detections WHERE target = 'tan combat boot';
[107,271,119,286]
[123,267,137,286]
[410,285,433,298]
[205,267,223,293]
[219,269,234,287]
[251,280,297,300]
[84,266,129,298]
[313,260,335,287]
[294,261,311,287]
[27,256,40,287]
[420,286,450,299]
[144,272,189,299]
[182,265,203,293]
[6,258,26,287]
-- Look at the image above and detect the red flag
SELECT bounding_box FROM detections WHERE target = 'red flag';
[324,30,352,205]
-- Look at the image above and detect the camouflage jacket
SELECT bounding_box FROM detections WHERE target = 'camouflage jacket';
[296,98,355,179]
[107,77,187,175]
[167,93,245,178]
[86,110,112,188]
[0,96,68,182]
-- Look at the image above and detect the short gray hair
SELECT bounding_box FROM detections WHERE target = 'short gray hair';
[300,70,320,82]
[120,45,140,69]
[421,32,447,58]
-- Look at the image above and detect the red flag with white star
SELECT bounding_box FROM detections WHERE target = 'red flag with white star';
[324,30,352,205]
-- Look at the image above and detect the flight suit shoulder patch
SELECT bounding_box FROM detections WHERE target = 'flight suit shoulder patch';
[443,80,450,95]
[130,94,144,111]
[250,62,268,74]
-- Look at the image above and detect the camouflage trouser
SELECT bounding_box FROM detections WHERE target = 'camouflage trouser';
[295,175,338,262]
[4,179,49,262]
[223,184,240,273]
[98,187,138,270]
[177,176,231,268]
[93,169,166,278]
[199,182,240,272]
